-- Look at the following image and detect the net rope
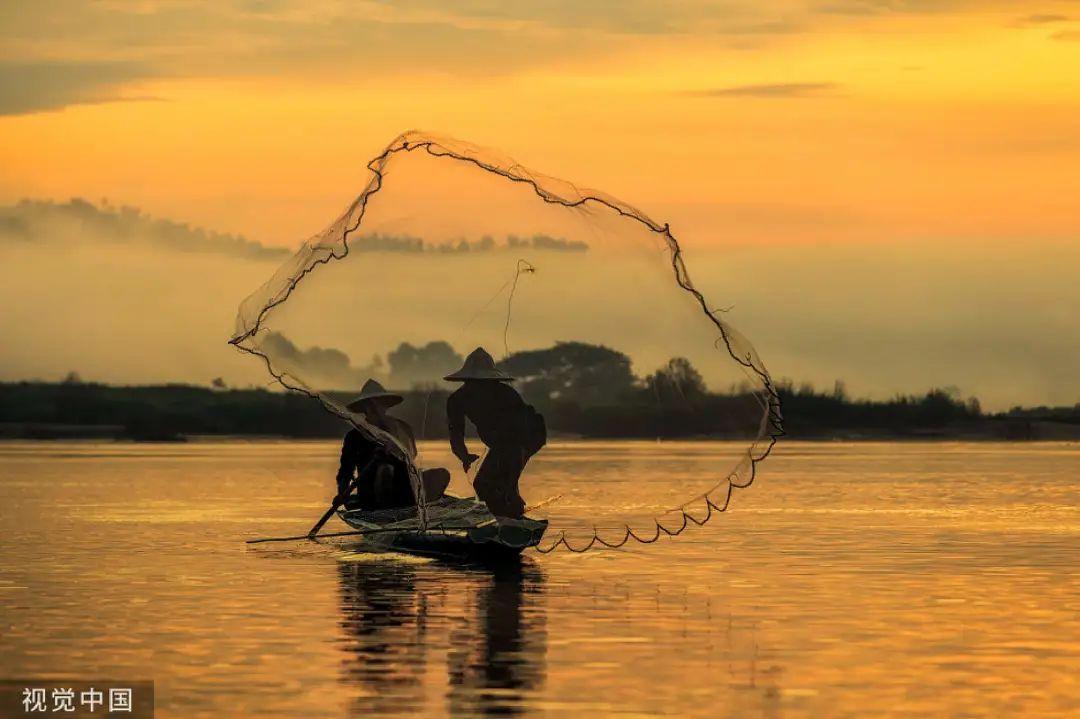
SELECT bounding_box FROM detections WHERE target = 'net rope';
[230,131,784,552]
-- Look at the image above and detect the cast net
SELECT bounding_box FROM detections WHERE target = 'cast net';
[230,132,782,552]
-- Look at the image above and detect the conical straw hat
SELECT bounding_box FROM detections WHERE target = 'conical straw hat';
[443,347,514,382]
[346,378,404,411]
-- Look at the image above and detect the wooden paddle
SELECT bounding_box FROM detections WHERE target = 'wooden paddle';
[306,502,343,539]
[249,528,366,545]
[305,454,382,539]
[247,522,483,545]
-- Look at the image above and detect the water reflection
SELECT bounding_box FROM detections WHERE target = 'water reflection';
[446,559,546,716]
[336,556,546,716]
[337,560,428,714]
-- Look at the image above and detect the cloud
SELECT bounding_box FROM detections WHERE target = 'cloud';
[372,1,802,35]
[0,198,288,261]
[0,3,581,115]
[1015,14,1070,25]
[817,0,961,15]
[1052,30,1080,41]
[817,0,1074,23]
[687,82,840,98]
[377,0,683,34]
[0,1,813,114]
[0,61,153,115]
[0,1,1059,115]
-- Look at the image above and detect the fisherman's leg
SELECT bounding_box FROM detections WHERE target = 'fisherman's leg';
[421,467,451,502]
[473,450,510,517]
[472,451,497,509]
[502,447,527,519]
[475,447,525,518]
[372,463,400,509]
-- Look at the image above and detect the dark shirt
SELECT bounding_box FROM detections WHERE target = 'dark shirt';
[336,428,407,503]
[447,381,536,460]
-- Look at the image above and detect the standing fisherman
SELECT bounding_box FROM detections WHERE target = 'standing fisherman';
[445,348,547,518]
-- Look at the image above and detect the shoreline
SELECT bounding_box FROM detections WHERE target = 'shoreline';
[3,381,1077,443]
[1,424,1078,443]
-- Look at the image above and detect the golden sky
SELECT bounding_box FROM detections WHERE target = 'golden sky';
[0,1,1078,407]
[1,0,1078,245]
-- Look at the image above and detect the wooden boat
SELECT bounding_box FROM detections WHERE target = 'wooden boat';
[337,495,548,559]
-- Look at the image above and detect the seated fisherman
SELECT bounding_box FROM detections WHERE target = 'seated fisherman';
[337,379,451,510]
[445,348,547,519]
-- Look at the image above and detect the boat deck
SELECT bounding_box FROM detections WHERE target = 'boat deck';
[338,495,547,556]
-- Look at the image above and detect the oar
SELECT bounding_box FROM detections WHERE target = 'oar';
[525,494,563,512]
[247,522,483,545]
[306,500,343,539]
[247,528,366,545]
[304,454,382,539]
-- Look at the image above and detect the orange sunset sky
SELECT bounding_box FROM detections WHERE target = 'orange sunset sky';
[0,1,1077,408]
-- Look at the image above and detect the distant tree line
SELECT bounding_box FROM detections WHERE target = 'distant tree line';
[2,340,1075,441]
[0,197,287,261]
[772,380,984,438]
[0,381,343,441]
[353,232,588,254]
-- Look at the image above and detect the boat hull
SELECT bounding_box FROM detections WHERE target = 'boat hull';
[337,495,548,559]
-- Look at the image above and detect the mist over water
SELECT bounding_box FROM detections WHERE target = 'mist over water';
[694,241,1080,410]
[0,197,1077,410]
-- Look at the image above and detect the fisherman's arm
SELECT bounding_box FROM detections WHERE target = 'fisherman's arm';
[335,431,358,501]
[446,390,479,471]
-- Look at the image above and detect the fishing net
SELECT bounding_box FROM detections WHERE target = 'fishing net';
[230,132,782,552]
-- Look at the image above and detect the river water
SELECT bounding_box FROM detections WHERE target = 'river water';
[0,440,1076,718]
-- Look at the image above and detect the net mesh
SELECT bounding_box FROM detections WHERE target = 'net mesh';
[230,131,783,552]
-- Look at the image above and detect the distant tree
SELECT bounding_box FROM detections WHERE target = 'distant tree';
[387,341,463,390]
[62,371,82,385]
[211,377,226,389]
[645,357,707,405]
[499,341,637,408]
[915,388,970,426]
[726,379,753,396]
[261,331,383,390]
[263,332,351,382]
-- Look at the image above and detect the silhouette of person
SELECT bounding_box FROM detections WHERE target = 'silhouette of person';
[445,348,547,518]
[337,379,450,510]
